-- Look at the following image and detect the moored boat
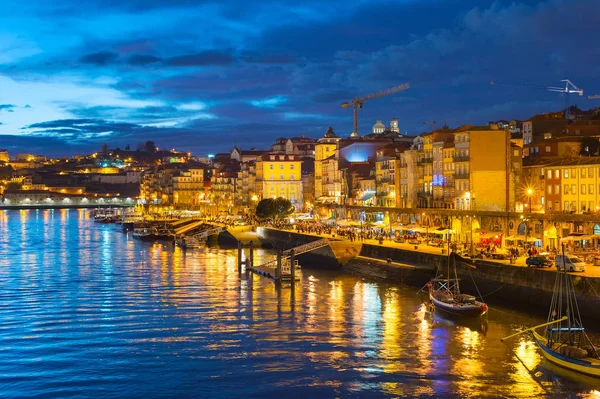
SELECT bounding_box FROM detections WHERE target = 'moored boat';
[427,277,488,317]
[502,244,600,378]
[426,247,488,317]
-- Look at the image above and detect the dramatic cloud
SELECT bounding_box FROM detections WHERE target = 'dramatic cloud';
[165,51,236,67]
[0,0,599,156]
[80,51,119,65]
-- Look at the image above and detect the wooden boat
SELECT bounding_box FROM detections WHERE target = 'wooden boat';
[426,244,488,317]
[427,277,488,317]
[502,244,600,378]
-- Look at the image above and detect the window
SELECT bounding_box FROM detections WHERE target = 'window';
[269,186,274,190]
[513,149,519,156]
[290,174,295,180]
[582,169,587,178]
[590,201,594,212]
[582,202,587,211]
[555,201,559,210]
[564,169,569,178]
[546,146,551,153]
[572,184,577,194]
[590,168,595,178]
[269,164,274,169]
[547,185,552,194]
[290,194,295,201]
[554,185,560,195]
[564,184,569,194]
[290,164,294,170]
[590,184,594,194]
[280,174,284,180]
[582,184,586,195]
[555,170,559,179]
[572,169,577,178]
[280,164,284,170]
[270,174,274,180]
[325,146,329,152]
[564,201,569,211]
[547,170,552,179]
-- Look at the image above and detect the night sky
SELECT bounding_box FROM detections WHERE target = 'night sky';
[0,0,599,157]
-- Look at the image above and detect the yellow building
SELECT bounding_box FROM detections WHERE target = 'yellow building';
[454,125,510,212]
[559,162,600,213]
[442,141,455,208]
[173,167,205,208]
[314,127,339,200]
[256,153,303,210]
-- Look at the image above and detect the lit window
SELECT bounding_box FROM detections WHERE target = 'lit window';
[564,170,569,178]
[590,184,594,194]
[582,169,587,178]
[582,184,586,195]
[590,168,595,178]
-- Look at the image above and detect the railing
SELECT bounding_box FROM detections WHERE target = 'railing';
[190,226,226,239]
[417,191,432,198]
[454,172,470,179]
[257,239,330,269]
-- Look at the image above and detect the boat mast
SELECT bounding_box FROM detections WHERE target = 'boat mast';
[561,243,573,345]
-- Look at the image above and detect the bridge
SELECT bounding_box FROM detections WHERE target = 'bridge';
[248,239,329,282]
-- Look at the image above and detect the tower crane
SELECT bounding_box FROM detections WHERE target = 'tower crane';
[423,121,436,131]
[491,79,583,120]
[341,82,409,137]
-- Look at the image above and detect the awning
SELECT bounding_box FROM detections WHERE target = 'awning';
[357,194,374,201]
[372,220,385,226]
[480,232,502,239]
[411,226,426,233]
[561,235,595,242]
[434,228,455,235]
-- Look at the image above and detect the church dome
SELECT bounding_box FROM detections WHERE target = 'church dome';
[372,120,386,134]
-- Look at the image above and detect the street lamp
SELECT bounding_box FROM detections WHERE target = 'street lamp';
[527,188,533,213]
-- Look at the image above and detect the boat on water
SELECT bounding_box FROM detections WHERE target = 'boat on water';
[427,250,488,317]
[502,244,600,378]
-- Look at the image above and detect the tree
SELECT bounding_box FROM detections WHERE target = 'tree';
[255,197,294,219]
[580,137,600,156]
[144,140,157,153]
[101,143,109,156]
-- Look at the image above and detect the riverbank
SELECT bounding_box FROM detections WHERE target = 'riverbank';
[254,227,600,322]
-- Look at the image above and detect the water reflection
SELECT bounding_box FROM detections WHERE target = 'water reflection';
[0,209,597,398]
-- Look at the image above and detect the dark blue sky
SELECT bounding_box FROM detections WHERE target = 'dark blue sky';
[0,0,599,157]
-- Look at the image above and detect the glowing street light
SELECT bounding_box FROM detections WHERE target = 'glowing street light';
[526,188,533,213]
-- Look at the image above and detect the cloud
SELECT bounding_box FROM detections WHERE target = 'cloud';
[79,51,120,65]
[242,51,297,65]
[0,104,16,112]
[127,53,162,65]
[165,50,236,67]
[250,95,287,108]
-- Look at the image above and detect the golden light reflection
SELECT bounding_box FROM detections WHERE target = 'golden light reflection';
[505,338,545,398]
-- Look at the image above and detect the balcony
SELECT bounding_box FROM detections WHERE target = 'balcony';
[454,172,470,179]
[417,191,433,198]
[453,154,470,162]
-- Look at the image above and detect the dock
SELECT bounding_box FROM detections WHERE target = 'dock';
[243,239,329,284]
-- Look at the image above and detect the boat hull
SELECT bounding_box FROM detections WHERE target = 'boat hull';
[429,294,488,318]
[532,331,600,378]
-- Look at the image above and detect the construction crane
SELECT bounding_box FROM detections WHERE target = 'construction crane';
[423,121,436,131]
[341,82,409,136]
[491,79,583,120]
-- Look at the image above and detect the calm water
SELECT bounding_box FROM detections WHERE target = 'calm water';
[0,209,599,398]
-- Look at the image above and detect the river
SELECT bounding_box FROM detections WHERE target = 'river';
[0,209,598,398]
